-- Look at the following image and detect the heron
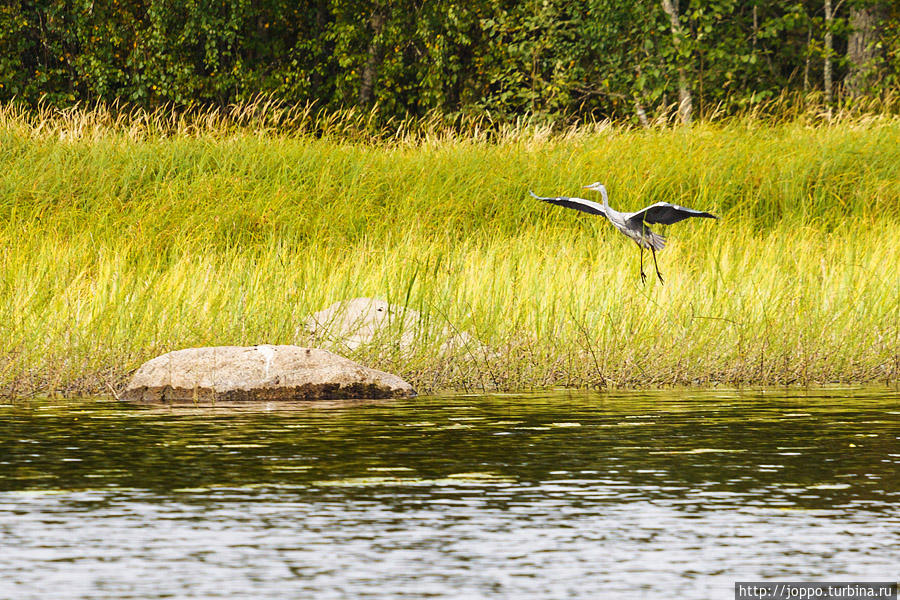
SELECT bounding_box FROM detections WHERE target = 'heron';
[530,182,717,284]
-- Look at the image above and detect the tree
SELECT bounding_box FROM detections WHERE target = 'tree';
[358,6,388,105]
[824,0,834,104]
[2,0,900,121]
[846,1,884,95]
[660,0,692,123]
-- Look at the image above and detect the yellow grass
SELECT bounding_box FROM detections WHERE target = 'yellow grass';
[1,104,898,395]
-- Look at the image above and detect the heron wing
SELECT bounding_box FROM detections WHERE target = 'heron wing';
[627,202,717,225]
[529,191,607,217]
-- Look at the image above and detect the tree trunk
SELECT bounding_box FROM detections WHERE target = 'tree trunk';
[803,23,812,92]
[824,0,833,104]
[359,10,387,106]
[310,1,329,93]
[660,0,692,124]
[846,5,881,96]
[635,99,650,128]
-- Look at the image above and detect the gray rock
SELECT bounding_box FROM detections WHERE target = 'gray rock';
[122,345,415,404]
[303,297,477,352]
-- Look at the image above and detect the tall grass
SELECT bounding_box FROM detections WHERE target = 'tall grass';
[1,104,898,395]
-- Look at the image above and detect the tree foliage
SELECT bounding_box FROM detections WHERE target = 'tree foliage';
[2,0,899,122]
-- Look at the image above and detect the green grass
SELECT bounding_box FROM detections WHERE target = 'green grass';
[1,104,898,396]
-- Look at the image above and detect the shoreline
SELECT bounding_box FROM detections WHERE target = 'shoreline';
[2,363,896,401]
[2,381,898,404]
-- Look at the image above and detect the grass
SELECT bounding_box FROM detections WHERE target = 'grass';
[1,103,898,396]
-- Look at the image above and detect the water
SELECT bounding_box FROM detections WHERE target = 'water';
[1,388,897,599]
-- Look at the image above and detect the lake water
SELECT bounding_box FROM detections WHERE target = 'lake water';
[1,388,897,599]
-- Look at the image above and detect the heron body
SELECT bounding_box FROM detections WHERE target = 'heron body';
[530,182,717,283]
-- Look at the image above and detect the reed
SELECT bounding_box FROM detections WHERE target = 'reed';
[1,104,898,396]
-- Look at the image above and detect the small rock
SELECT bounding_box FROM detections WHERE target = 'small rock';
[304,297,477,352]
[122,345,415,404]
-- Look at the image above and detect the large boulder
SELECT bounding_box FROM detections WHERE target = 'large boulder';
[122,345,415,404]
[303,297,477,352]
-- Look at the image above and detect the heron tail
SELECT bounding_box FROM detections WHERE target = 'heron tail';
[647,231,666,251]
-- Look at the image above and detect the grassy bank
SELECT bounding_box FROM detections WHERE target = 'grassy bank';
[1,106,898,396]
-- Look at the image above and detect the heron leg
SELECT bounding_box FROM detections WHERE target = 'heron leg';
[639,245,647,284]
[651,246,664,284]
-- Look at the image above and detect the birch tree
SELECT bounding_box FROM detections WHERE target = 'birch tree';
[359,7,388,105]
[660,0,692,124]
[846,2,883,95]
[824,0,834,104]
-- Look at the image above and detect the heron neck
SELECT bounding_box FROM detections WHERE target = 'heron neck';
[600,188,610,211]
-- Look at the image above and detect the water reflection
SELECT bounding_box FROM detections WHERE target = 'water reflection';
[1,388,897,599]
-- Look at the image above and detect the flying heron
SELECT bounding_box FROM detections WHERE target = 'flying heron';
[530,182,717,284]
